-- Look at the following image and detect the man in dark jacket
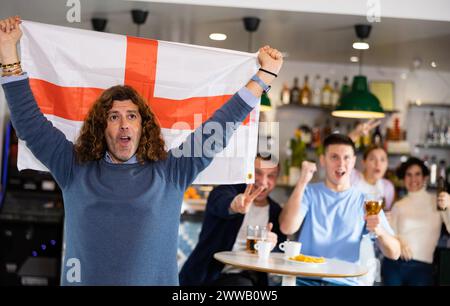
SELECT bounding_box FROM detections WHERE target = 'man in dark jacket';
[179,154,286,286]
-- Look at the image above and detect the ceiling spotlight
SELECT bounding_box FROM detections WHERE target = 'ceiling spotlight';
[243,17,260,33]
[91,18,108,32]
[431,61,437,68]
[131,9,148,25]
[352,24,371,50]
[352,42,369,50]
[243,17,261,52]
[209,33,227,41]
[131,9,148,37]
[350,56,359,63]
[412,58,422,69]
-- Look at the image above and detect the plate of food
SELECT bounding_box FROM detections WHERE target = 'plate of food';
[287,254,326,264]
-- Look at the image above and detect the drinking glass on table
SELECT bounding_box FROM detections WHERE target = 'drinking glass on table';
[246,225,268,253]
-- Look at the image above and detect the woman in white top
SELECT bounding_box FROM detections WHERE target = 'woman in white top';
[351,146,395,209]
[350,145,395,286]
[382,157,450,286]
[348,120,395,210]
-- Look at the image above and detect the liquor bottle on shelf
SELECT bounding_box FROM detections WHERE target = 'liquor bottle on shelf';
[340,76,351,100]
[321,78,332,106]
[299,125,312,148]
[392,117,402,141]
[345,123,352,136]
[423,155,430,168]
[425,111,437,145]
[280,82,290,105]
[361,131,371,150]
[299,75,311,105]
[359,119,372,151]
[429,156,438,187]
[353,121,362,150]
[284,140,293,185]
[372,126,383,146]
[437,160,447,211]
[311,122,321,149]
[289,77,300,105]
[311,74,321,106]
[333,120,341,134]
[283,158,290,184]
[446,112,450,145]
[439,114,448,146]
[322,119,332,139]
[331,81,340,106]
[446,164,450,190]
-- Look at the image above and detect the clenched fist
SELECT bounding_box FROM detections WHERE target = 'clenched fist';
[297,161,317,185]
[257,45,283,76]
[0,16,22,64]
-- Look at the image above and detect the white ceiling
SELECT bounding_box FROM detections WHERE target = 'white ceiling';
[1,0,450,71]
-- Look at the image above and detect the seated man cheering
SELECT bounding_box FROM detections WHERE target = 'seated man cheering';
[180,153,286,286]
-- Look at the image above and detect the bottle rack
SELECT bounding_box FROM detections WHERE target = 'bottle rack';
[277,103,399,114]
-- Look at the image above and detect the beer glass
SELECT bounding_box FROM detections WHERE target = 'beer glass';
[364,193,383,239]
[246,225,268,253]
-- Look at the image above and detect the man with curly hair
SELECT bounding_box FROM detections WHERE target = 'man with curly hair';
[0,16,283,285]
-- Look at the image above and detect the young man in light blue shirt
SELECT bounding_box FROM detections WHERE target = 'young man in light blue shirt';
[279,133,400,286]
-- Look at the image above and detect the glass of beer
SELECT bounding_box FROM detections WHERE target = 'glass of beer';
[246,225,268,253]
[365,195,383,215]
[364,193,383,239]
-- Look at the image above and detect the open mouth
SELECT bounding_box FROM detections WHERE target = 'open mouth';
[118,136,131,145]
[335,170,346,178]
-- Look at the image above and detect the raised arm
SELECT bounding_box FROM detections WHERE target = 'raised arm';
[166,46,283,188]
[205,185,244,219]
[279,161,316,235]
[245,45,282,98]
[229,184,264,215]
[0,16,74,188]
[0,16,22,69]
[348,119,381,143]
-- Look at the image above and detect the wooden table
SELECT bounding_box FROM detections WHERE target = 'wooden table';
[214,251,368,286]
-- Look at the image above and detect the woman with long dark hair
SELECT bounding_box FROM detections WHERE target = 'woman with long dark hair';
[382,157,450,285]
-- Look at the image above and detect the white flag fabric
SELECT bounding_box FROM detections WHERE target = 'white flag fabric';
[18,21,260,184]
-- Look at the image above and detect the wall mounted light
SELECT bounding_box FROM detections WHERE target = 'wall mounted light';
[209,33,227,41]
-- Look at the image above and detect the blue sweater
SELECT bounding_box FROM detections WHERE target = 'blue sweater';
[2,78,255,285]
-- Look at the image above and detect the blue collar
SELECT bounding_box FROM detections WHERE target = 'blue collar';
[104,151,139,164]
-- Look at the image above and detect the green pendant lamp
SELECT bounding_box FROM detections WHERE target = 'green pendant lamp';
[332,75,384,118]
[332,24,385,119]
[260,92,272,112]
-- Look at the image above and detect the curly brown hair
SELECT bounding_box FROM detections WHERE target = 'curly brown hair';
[74,85,167,163]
